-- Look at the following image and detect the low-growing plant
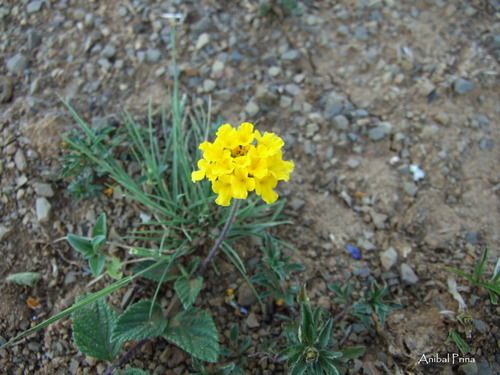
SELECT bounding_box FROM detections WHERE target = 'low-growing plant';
[280,287,364,375]
[445,313,473,356]
[328,281,401,328]
[251,233,305,306]
[259,0,303,17]
[444,246,500,304]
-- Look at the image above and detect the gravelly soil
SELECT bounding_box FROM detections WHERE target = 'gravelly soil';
[1,0,500,374]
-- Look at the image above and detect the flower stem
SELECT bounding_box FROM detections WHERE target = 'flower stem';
[196,199,240,277]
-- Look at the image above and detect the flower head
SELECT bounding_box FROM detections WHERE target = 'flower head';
[192,123,294,206]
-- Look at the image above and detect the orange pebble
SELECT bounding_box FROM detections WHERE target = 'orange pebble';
[226,288,234,296]
[27,298,41,309]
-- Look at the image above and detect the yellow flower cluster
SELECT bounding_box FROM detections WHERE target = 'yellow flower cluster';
[192,123,294,206]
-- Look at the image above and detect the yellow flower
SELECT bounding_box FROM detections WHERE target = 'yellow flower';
[192,123,294,206]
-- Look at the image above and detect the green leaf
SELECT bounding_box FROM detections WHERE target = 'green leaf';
[446,329,470,356]
[91,234,107,252]
[163,308,219,362]
[6,271,42,287]
[117,368,148,375]
[340,346,365,359]
[316,318,333,349]
[133,260,178,283]
[67,234,93,257]
[89,254,107,277]
[72,295,121,361]
[174,276,203,310]
[111,300,167,345]
[290,359,309,375]
[93,212,107,238]
[107,257,123,280]
[443,266,474,283]
[229,323,239,343]
[299,303,314,344]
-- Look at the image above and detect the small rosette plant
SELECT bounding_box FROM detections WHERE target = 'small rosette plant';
[191,122,294,206]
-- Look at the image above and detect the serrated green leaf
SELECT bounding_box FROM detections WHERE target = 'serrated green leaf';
[67,234,93,257]
[111,300,167,344]
[72,295,121,361]
[174,276,203,310]
[316,318,333,349]
[6,272,42,287]
[93,213,107,238]
[132,260,178,283]
[163,308,219,362]
[89,254,107,277]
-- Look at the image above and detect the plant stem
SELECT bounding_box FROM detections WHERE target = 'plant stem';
[196,199,240,277]
[104,200,240,374]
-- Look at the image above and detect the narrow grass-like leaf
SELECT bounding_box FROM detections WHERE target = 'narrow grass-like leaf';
[446,329,470,356]
[72,295,121,361]
[111,300,167,345]
[163,308,219,363]
[290,359,308,375]
[340,346,365,359]
[174,276,203,310]
[6,272,42,287]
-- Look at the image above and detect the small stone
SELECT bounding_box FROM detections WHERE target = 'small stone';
[0,77,14,103]
[0,226,11,242]
[237,283,257,306]
[305,123,319,138]
[211,60,225,78]
[34,182,54,198]
[203,79,216,93]
[324,98,343,120]
[279,96,293,108]
[146,48,162,63]
[281,49,301,61]
[458,361,478,375]
[404,182,419,197]
[245,312,260,329]
[27,29,43,51]
[27,1,44,13]
[400,263,419,285]
[332,115,349,131]
[289,198,305,211]
[453,78,475,95]
[36,197,52,223]
[6,54,30,75]
[268,66,281,77]
[420,124,439,138]
[346,158,360,169]
[434,112,449,126]
[285,83,301,96]
[14,149,27,171]
[479,137,493,150]
[380,247,398,270]
[245,101,259,117]
[100,44,116,60]
[195,33,210,50]
[354,26,368,40]
[368,122,392,141]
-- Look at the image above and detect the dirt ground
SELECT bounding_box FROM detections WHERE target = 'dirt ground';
[1,0,499,374]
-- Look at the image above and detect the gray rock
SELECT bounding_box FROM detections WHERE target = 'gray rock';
[346,158,360,169]
[34,182,54,198]
[305,123,319,138]
[14,149,27,171]
[458,362,478,375]
[476,359,494,375]
[281,49,301,61]
[268,66,281,77]
[332,115,349,131]
[285,83,301,96]
[0,225,11,242]
[368,122,392,141]
[279,96,293,108]
[27,29,42,51]
[380,247,398,270]
[146,48,162,63]
[400,263,419,285]
[453,78,475,95]
[195,33,210,50]
[324,98,343,120]
[489,34,500,50]
[244,100,259,117]
[6,54,29,75]
[27,1,44,13]
[289,198,305,211]
[354,26,368,40]
[191,17,212,34]
[237,282,257,306]
[100,44,116,60]
[36,197,51,223]
[479,137,493,150]
[404,182,418,197]
[245,312,260,329]
[203,79,216,93]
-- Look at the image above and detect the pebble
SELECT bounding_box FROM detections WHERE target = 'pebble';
[434,112,449,126]
[346,158,360,169]
[27,29,43,51]
[453,78,475,95]
[459,362,478,375]
[281,49,301,61]
[26,1,44,13]
[368,122,392,141]
[6,54,30,75]
[268,66,281,77]
[279,96,293,108]
[404,182,418,197]
[289,197,305,211]
[380,247,398,270]
[203,79,216,93]
[195,33,210,50]
[0,77,14,103]
[245,312,260,329]
[285,83,301,96]
[324,98,343,120]
[14,149,27,171]
[0,225,11,242]
[34,182,54,198]
[305,123,319,138]
[100,44,116,60]
[146,48,162,63]
[36,197,52,223]
[237,282,257,306]
[244,100,259,117]
[400,263,419,285]
[332,115,349,131]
